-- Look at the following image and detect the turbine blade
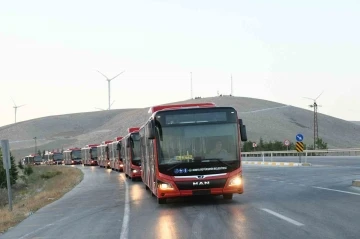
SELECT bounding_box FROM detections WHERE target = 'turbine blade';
[109,71,125,80]
[303,97,315,101]
[18,104,26,108]
[10,97,16,106]
[315,91,324,100]
[96,70,109,79]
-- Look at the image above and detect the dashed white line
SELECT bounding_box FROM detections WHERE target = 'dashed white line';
[312,186,360,196]
[261,208,304,226]
[119,174,130,239]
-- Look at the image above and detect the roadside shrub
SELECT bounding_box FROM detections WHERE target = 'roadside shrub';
[0,188,8,207]
[18,161,24,170]
[24,166,34,176]
[40,171,62,179]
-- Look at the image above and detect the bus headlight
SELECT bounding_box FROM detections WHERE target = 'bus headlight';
[229,176,242,186]
[132,169,138,173]
[120,164,124,167]
[157,181,173,190]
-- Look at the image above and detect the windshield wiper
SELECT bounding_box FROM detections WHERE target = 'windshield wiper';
[204,158,233,168]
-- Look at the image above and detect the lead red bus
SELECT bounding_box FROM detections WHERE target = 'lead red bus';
[81,144,99,166]
[63,148,82,165]
[109,137,123,171]
[139,102,247,204]
[122,127,141,181]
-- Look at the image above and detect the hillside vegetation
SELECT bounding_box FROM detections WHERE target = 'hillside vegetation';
[1,96,360,160]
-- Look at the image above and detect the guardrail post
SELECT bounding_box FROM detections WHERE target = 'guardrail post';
[262,152,264,162]
[271,152,273,162]
[305,151,308,163]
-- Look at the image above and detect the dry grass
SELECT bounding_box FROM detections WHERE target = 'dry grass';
[0,166,83,233]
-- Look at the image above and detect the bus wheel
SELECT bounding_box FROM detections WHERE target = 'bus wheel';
[223,193,233,200]
[145,185,149,190]
[131,177,136,182]
[158,198,167,204]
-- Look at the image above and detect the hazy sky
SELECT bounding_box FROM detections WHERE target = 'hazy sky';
[1,0,360,127]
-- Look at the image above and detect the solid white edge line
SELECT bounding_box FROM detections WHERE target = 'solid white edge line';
[312,186,360,196]
[261,208,304,226]
[119,174,130,239]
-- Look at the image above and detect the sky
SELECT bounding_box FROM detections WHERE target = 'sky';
[1,0,360,127]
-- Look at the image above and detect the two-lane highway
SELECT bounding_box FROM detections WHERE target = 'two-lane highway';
[2,162,360,239]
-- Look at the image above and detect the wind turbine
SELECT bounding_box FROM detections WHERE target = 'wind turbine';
[11,97,25,123]
[303,91,323,149]
[96,70,125,110]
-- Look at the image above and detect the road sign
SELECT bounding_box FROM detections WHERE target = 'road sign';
[1,140,11,169]
[295,134,304,142]
[252,142,257,148]
[296,142,304,152]
[284,140,290,146]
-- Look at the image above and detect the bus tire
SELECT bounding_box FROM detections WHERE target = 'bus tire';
[145,184,149,190]
[131,177,136,182]
[223,193,233,200]
[158,198,167,204]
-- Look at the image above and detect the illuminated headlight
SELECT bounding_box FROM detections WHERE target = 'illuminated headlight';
[120,164,124,167]
[107,162,110,165]
[229,176,242,186]
[72,160,74,163]
[158,181,173,190]
[132,169,138,173]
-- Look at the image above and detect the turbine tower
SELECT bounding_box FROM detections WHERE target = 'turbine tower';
[95,101,115,111]
[11,98,25,123]
[96,70,125,110]
[304,91,323,149]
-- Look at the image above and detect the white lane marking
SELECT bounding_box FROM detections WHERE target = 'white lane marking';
[312,186,360,196]
[18,223,55,239]
[119,174,130,239]
[261,208,304,226]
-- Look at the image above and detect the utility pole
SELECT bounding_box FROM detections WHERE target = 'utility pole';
[304,91,323,149]
[33,137,37,155]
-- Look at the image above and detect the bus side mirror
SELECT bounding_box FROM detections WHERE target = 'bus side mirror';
[147,121,155,139]
[238,119,248,142]
[126,138,131,148]
[117,143,121,151]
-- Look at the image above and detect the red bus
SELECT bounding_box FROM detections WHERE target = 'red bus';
[81,144,99,166]
[44,151,63,165]
[109,137,123,171]
[63,148,82,165]
[123,127,142,181]
[139,102,247,204]
[98,140,113,168]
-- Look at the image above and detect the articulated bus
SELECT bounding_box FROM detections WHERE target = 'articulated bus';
[109,137,123,171]
[139,103,248,204]
[63,148,82,165]
[44,151,63,165]
[97,140,113,168]
[81,144,99,166]
[122,128,142,181]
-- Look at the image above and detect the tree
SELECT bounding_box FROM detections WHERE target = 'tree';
[42,150,46,158]
[0,148,19,188]
[316,138,328,149]
[37,149,42,156]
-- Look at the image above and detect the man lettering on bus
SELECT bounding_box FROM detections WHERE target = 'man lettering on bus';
[206,140,230,160]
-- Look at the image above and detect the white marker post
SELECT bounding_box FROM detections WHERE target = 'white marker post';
[1,139,13,211]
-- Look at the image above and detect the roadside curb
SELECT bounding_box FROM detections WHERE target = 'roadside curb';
[243,161,312,167]
[352,180,360,187]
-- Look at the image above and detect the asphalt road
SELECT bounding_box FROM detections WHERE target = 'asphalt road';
[2,161,360,239]
[244,156,360,167]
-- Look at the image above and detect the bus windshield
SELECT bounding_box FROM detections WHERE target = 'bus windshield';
[132,140,141,162]
[71,150,81,160]
[157,123,239,165]
[53,153,63,161]
[34,155,42,162]
[91,148,97,159]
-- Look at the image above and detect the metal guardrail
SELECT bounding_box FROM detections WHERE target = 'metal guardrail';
[241,148,360,163]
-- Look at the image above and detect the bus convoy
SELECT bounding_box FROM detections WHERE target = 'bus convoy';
[21,102,247,204]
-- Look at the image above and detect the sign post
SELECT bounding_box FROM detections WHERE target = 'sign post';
[295,134,304,164]
[1,139,13,211]
[284,139,290,151]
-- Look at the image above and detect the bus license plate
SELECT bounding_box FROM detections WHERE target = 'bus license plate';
[192,190,211,195]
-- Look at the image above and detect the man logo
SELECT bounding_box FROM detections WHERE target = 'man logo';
[197,175,205,179]
[193,181,210,186]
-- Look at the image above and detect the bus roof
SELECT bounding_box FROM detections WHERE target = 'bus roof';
[148,103,216,114]
[127,127,140,133]
[102,140,113,144]
[115,136,123,141]
[86,144,99,148]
